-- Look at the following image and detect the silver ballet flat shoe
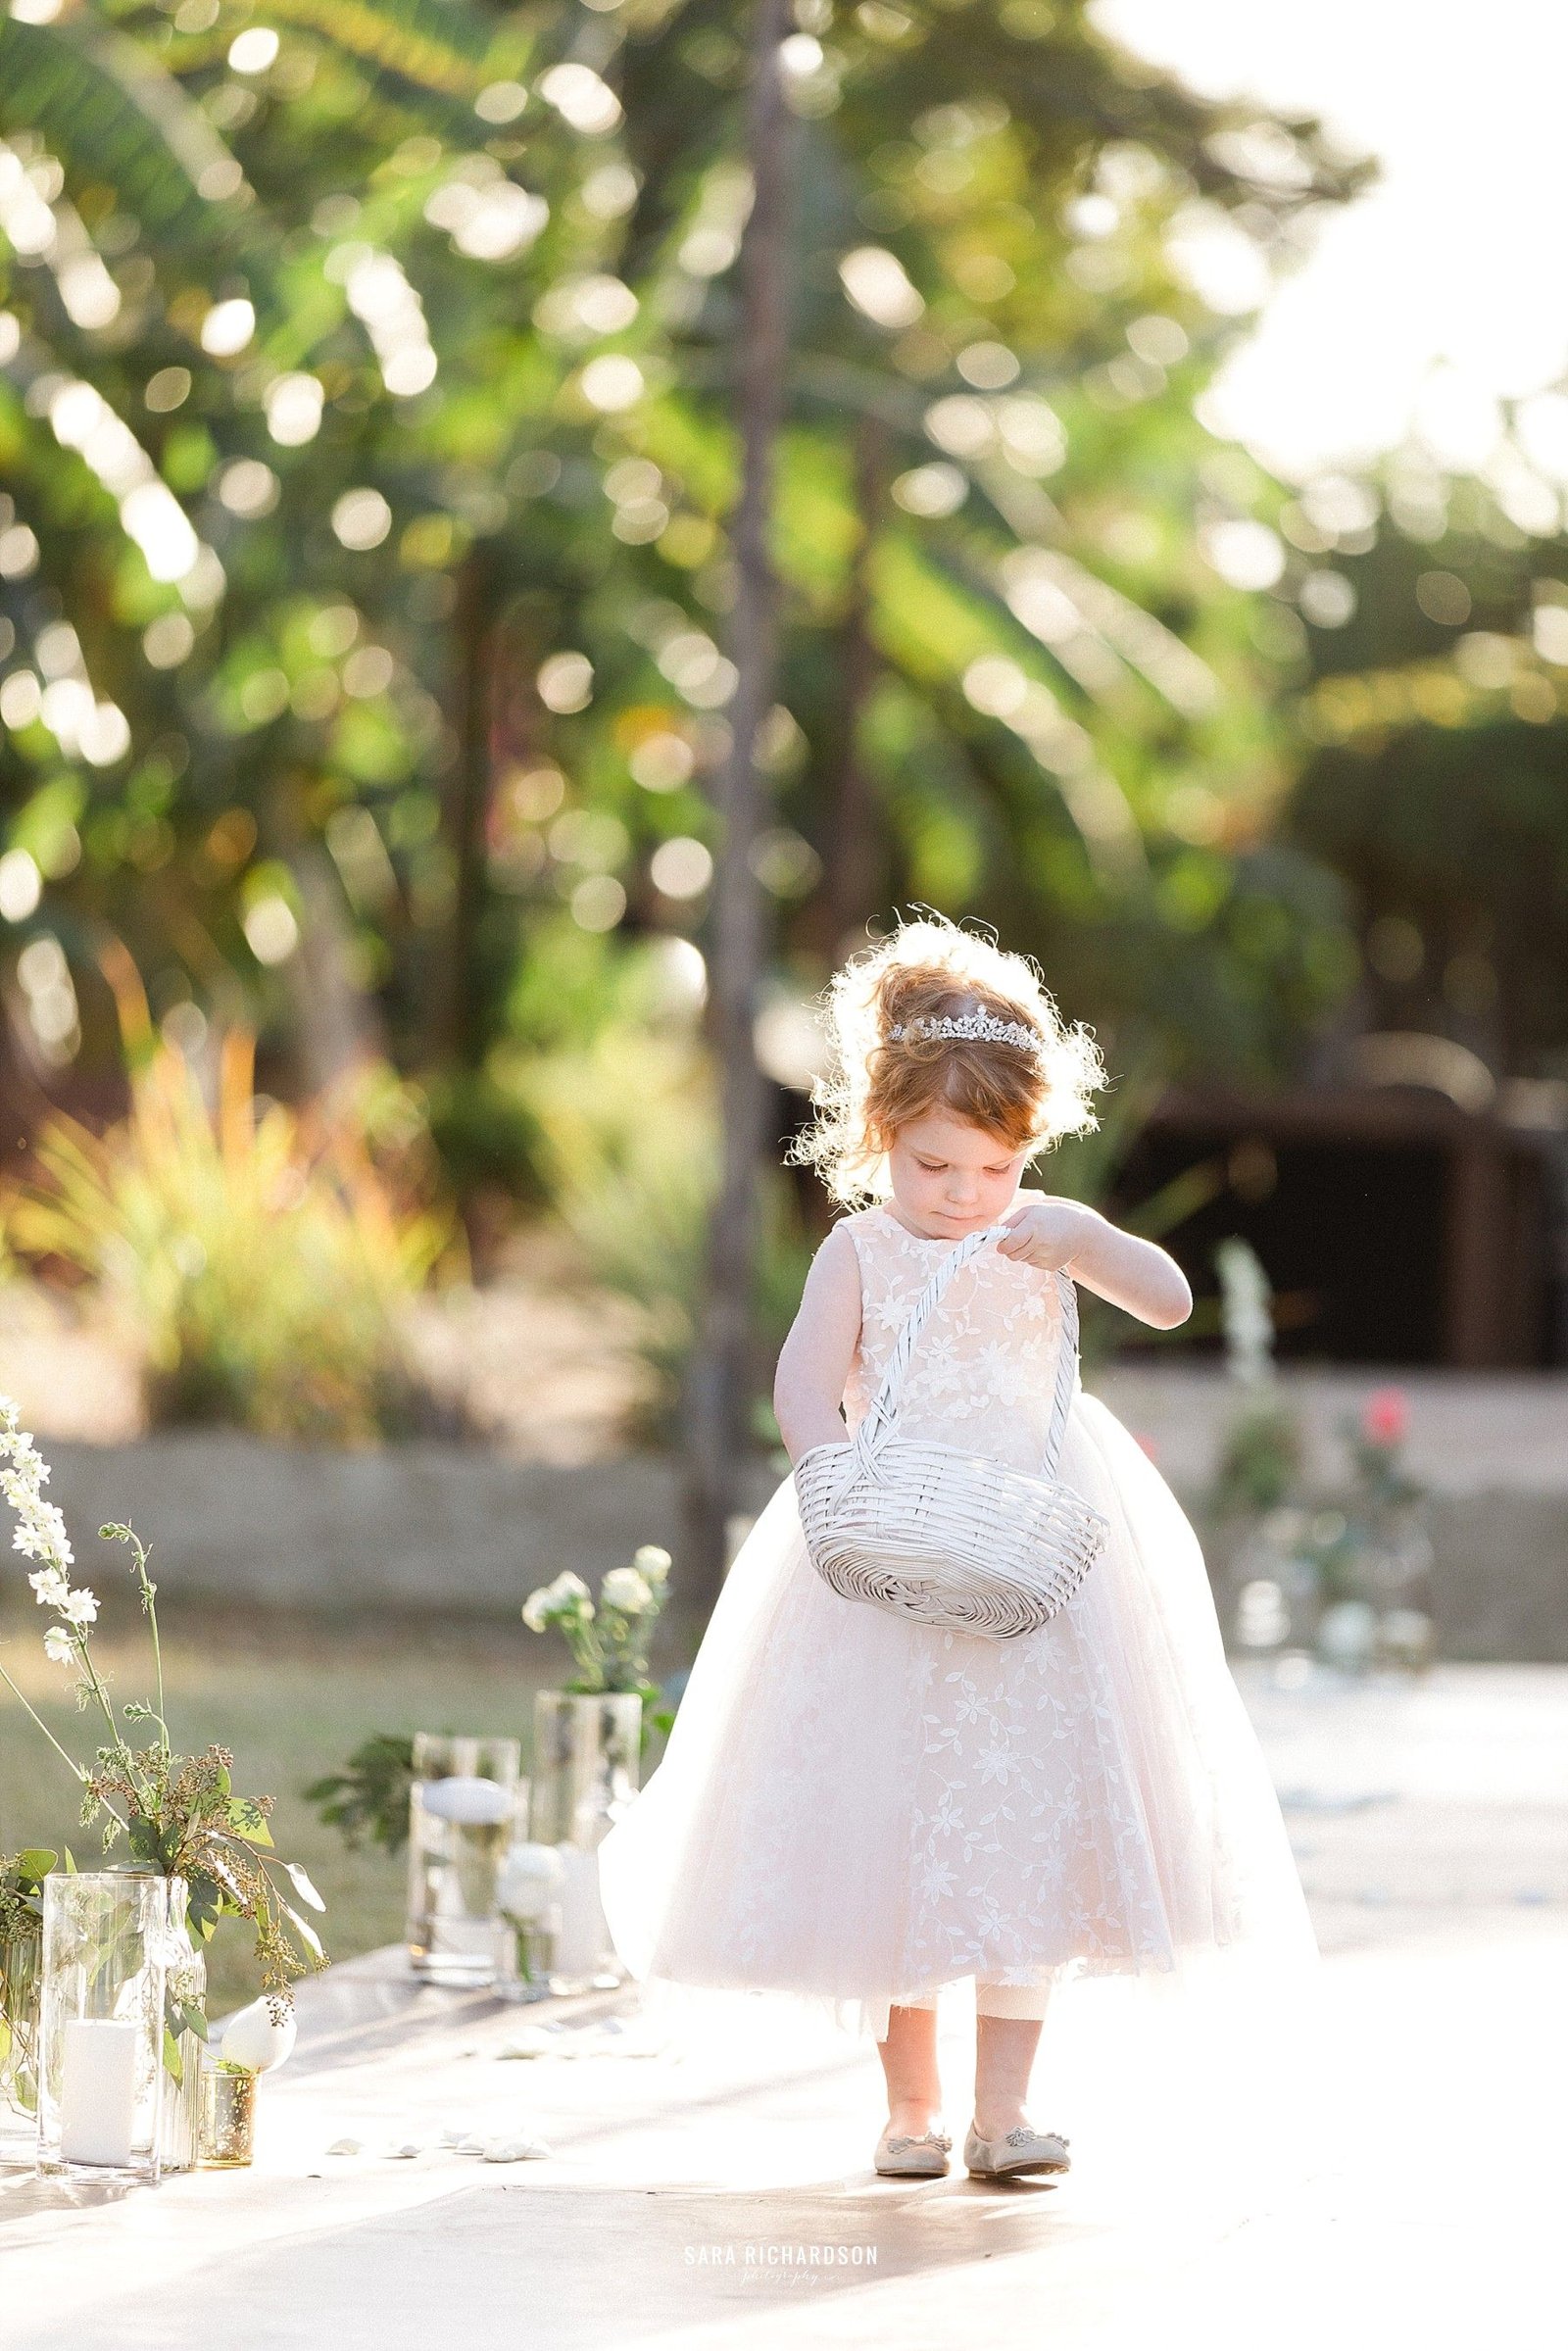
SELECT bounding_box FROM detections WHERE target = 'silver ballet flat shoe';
[873,2126,953,2178]
[963,2120,1071,2180]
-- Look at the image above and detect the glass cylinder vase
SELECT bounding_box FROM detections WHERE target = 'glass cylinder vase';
[198,2058,257,2168]
[37,1873,172,2184]
[404,1736,524,1986]
[0,1934,42,2164]
[157,1881,208,2176]
[529,1692,643,1851]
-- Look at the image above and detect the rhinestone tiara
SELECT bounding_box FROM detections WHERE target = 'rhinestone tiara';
[888,1010,1043,1053]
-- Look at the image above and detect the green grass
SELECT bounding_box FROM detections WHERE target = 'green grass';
[0,1597,693,2016]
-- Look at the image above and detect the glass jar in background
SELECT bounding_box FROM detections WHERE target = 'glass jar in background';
[405,1736,524,1986]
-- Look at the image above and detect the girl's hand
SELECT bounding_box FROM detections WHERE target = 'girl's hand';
[994,1198,1095,1273]
[998,1195,1194,1328]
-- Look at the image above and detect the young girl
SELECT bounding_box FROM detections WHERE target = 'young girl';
[597,917,1317,2182]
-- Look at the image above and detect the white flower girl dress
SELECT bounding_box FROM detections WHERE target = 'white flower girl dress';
[597,1205,1318,2049]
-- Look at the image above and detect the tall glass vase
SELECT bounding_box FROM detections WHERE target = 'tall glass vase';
[0,1935,42,2164]
[37,1873,172,2184]
[529,1693,644,1850]
[157,1881,208,2175]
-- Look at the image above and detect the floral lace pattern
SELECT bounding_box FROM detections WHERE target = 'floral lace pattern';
[603,1202,1316,2040]
[844,1207,1168,1996]
[843,1207,1066,1472]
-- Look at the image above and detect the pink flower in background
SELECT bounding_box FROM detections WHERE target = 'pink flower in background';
[1362,1387,1408,1447]
[1134,1432,1159,1464]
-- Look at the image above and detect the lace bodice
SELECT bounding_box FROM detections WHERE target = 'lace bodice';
[841,1205,1071,1476]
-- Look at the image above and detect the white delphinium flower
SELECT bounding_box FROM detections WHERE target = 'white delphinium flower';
[1214,1239,1275,1390]
[1,1396,75,1577]
[601,1567,653,1615]
[2,1396,100,1661]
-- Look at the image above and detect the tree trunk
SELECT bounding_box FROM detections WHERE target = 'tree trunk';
[826,416,887,952]
[280,839,386,1099]
[439,544,497,1070]
[682,0,798,1604]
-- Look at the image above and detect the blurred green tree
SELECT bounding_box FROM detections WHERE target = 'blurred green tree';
[1278,465,1568,1081]
[1,2,1374,1557]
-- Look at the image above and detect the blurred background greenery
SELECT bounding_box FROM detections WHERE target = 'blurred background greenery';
[4,0,1567,1998]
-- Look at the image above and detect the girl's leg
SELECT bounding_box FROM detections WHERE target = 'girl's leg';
[876,1998,943,2135]
[973,1979,1052,2139]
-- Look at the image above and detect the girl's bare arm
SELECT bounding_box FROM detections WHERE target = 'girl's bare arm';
[772,1222,863,1463]
[998,1194,1193,1330]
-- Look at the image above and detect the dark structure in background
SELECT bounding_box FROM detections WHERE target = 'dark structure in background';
[1117,1073,1568,1370]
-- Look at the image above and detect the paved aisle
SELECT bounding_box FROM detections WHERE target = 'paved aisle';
[4,1665,1563,2351]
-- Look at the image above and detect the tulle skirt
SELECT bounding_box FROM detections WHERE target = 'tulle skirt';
[597,1394,1320,2052]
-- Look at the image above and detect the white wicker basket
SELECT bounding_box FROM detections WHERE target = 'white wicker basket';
[794,1222,1107,1640]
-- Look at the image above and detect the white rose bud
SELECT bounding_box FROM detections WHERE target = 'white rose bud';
[497,1842,566,1918]
[601,1567,653,1615]
[632,1544,672,1585]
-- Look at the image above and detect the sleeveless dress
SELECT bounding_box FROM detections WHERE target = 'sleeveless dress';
[596,1203,1319,2048]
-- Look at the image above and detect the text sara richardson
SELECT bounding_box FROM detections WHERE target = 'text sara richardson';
[683,2242,879,2267]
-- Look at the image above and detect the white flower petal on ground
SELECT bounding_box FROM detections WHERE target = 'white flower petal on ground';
[481,2134,552,2162]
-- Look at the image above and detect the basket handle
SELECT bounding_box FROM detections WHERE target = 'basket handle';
[854,1219,1081,1480]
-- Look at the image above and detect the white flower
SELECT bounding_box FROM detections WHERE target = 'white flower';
[28,1567,70,1608]
[497,1842,565,1916]
[632,1544,671,1585]
[43,1625,75,1665]
[550,1572,591,1604]
[601,1567,654,1615]
[59,1587,99,1627]
[521,1588,555,1631]
[1,1396,74,1573]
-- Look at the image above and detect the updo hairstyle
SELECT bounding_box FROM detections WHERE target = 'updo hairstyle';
[790,915,1103,1207]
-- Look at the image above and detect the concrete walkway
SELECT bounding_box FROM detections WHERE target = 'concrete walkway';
[4,1663,1564,2351]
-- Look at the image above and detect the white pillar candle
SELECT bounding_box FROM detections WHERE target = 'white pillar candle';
[60,2018,139,2167]
[553,1846,611,1977]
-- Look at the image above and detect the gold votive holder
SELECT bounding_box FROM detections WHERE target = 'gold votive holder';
[198,2058,258,2168]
